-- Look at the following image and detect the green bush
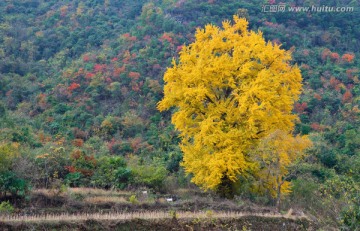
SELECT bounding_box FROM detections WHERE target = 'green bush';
[130,157,168,191]
[91,156,132,189]
[129,195,138,205]
[64,172,82,187]
[0,171,30,197]
[0,201,14,215]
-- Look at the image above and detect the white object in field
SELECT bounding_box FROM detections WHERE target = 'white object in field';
[142,191,147,194]
[166,198,173,202]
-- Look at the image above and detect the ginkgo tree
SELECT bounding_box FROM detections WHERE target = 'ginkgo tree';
[158,16,312,198]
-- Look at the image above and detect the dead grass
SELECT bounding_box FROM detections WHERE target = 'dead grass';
[33,187,131,197]
[83,196,128,204]
[68,187,131,196]
[0,210,309,223]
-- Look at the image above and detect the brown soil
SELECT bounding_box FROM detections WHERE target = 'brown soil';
[0,216,315,231]
[17,192,277,216]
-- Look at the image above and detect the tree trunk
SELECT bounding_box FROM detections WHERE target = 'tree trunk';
[216,175,235,199]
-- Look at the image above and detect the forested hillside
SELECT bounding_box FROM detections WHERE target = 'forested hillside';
[0,0,359,229]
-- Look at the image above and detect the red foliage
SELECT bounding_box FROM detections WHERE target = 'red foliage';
[128,71,140,80]
[74,128,88,140]
[85,72,95,79]
[342,91,353,103]
[65,166,76,173]
[5,90,12,97]
[94,64,106,73]
[83,55,90,62]
[294,102,307,114]
[342,53,355,63]
[68,82,80,91]
[129,36,137,42]
[310,123,323,131]
[330,52,340,62]
[346,68,358,79]
[176,45,183,53]
[153,64,161,70]
[111,57,118,62]
[122,33,137,41]
[160,33,173,43]
[302,49,310,56]
[321,48,332,61]
[329,77,341,90]
[114,66,126,76]
[105,77,112,83]
[301,64,310,70]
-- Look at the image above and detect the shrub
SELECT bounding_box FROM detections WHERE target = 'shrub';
[0,201,14,215]
[91,156,132,189]
[129,195,138,204]
[129,156,168,191]
[0,171,30,197]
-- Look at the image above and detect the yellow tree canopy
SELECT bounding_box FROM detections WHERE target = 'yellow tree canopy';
[158,16,305,191]
[249,130,312,198]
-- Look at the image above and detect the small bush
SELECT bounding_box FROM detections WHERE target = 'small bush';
[129,195,138,205]
[0,201,14,214]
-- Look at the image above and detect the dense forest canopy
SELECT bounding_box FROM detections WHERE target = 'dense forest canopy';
[0,0,359,229]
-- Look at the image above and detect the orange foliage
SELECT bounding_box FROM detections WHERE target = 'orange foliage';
[131,83,140,92]
[60,5,68,17]
[310,123,323,131]
[129,137,143,153]
[330,52,339,62]
[65,165,76,173]
[114,66,126,76]
[294,102,307,114]
[128,71,140,80]
[37,93,48,109]
[321,48,331,61]
[342,53,355,63]
[68,82,80,91]
[329,77,341,91]
[342,90,353,103]
[71,149,82,160]
[314,93,322,100]
[72,139,84,147]
[160,33,173,43]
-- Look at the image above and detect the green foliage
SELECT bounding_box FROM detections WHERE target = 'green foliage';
[0,201,14,215]
[0,1,358,228]
[64,172,82,187]
[129,195,138,205]
[91,156,132,189]
[129,156,168,190]
[0,171,30,197]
